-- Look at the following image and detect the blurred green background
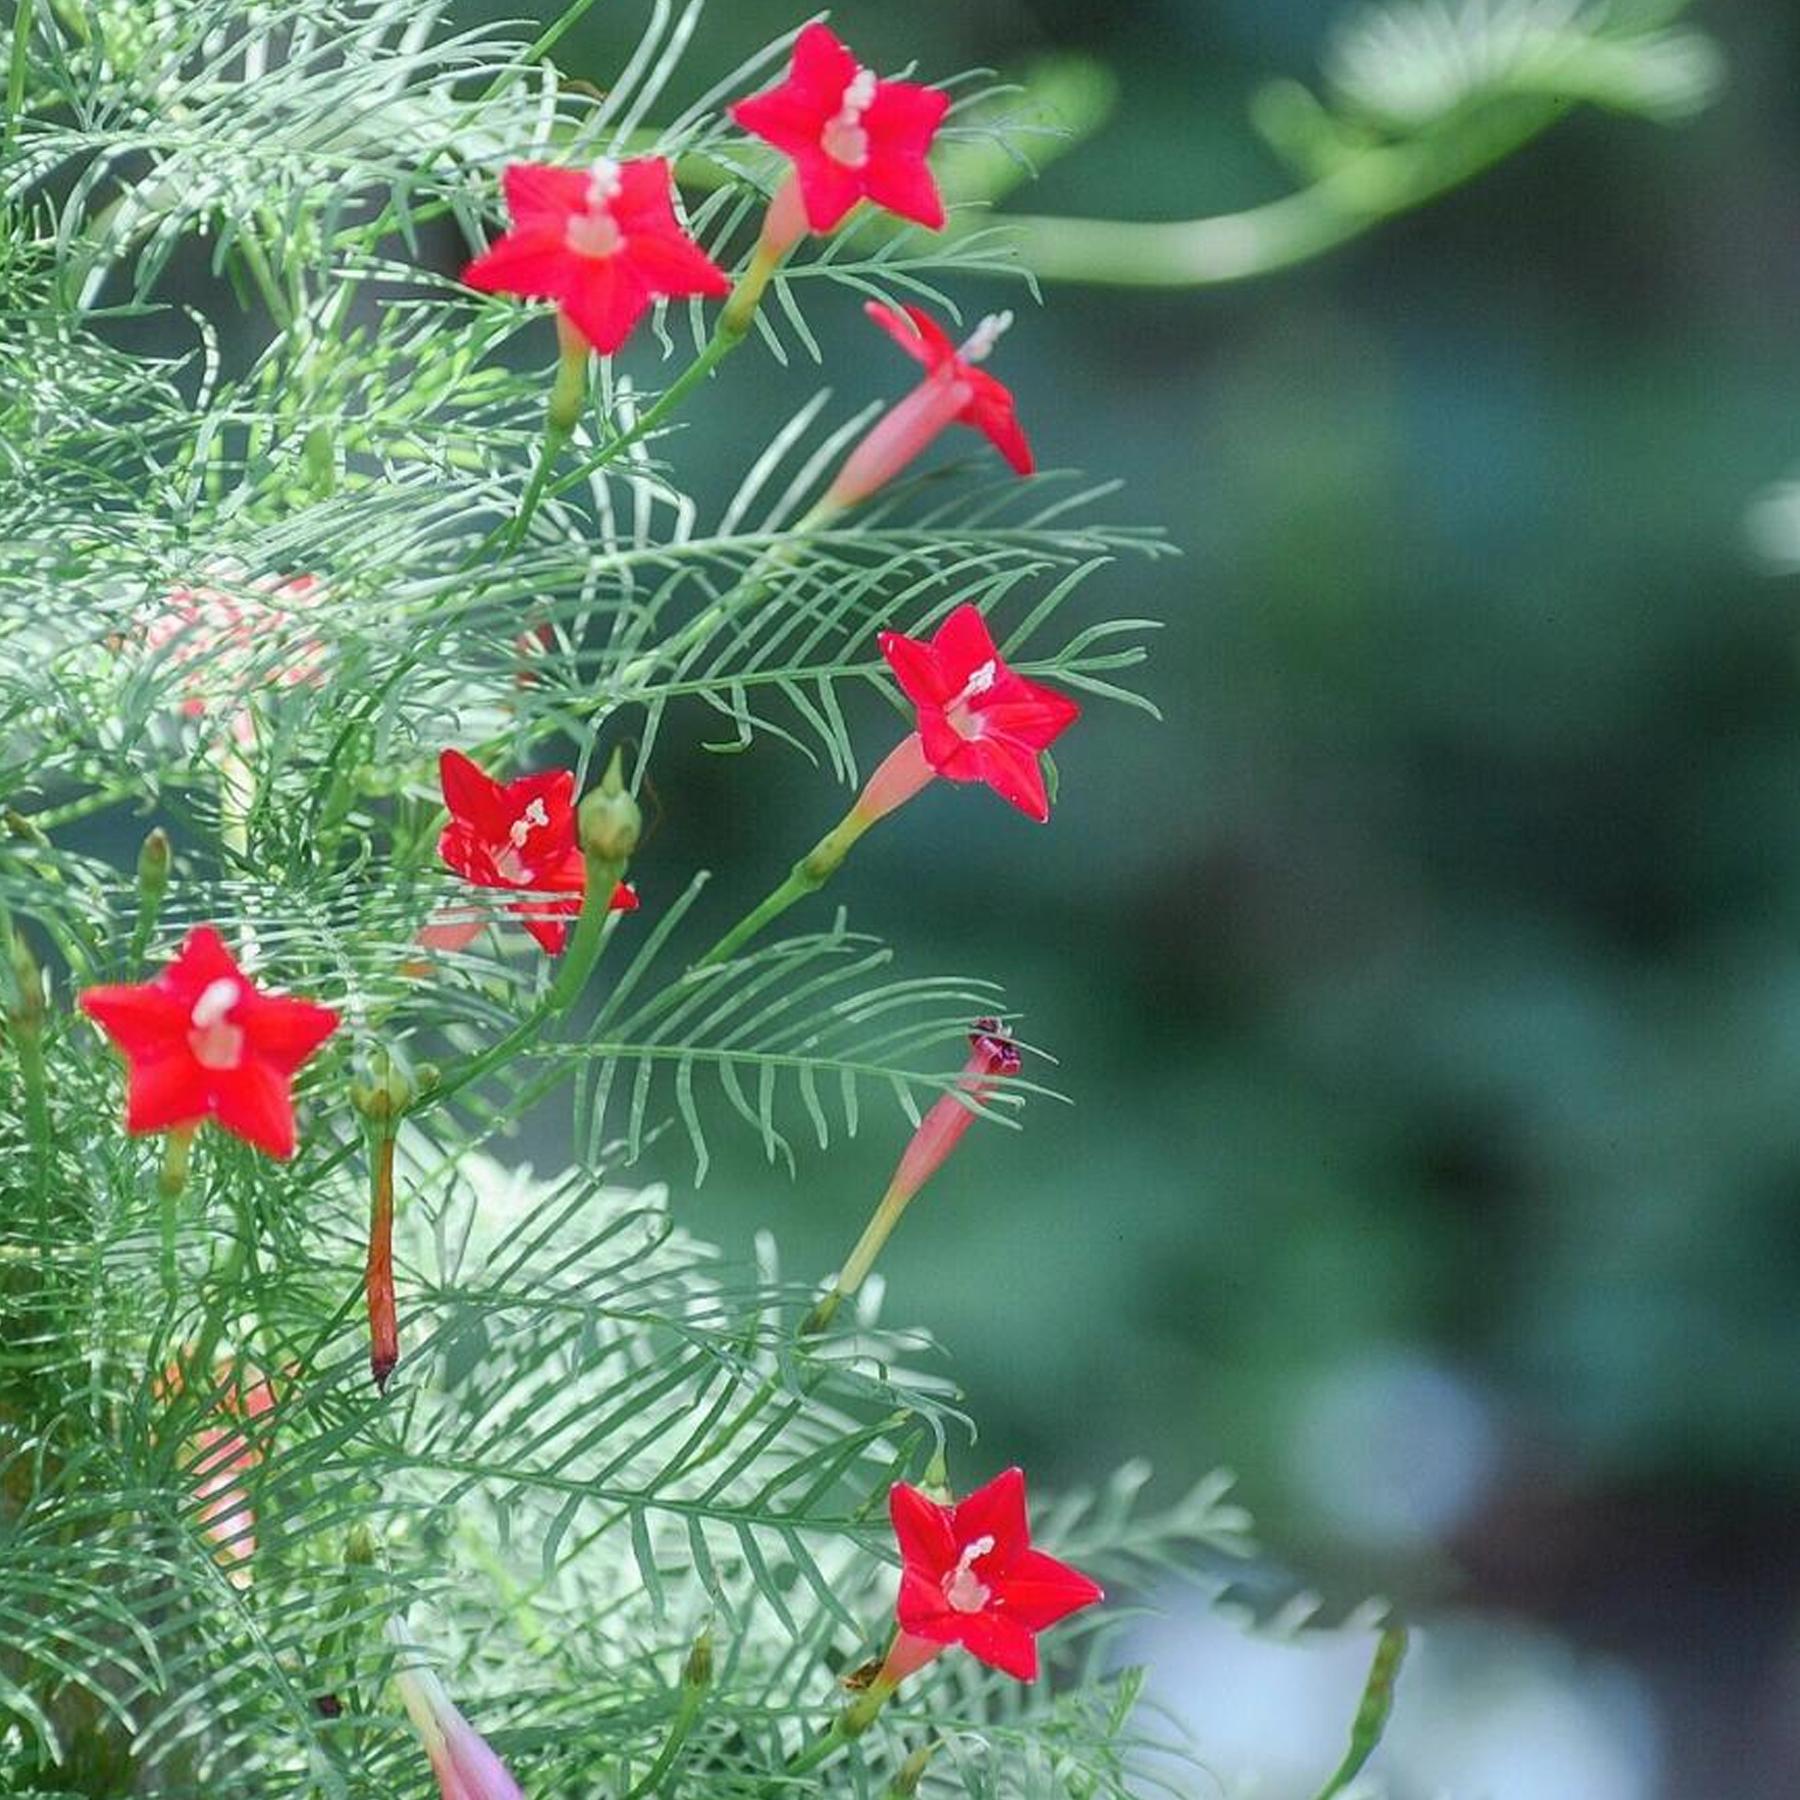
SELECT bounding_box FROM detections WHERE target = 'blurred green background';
[478,2,1800,1794]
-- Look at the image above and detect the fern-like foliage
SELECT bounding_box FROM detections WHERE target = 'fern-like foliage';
[0,2,1287,1796]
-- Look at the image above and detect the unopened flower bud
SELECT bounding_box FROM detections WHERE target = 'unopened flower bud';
[577,747,642,865]
[888,1740,938,1798]
[683,1627,714,1693]
[137,827,172,903]
[351,1050,414,1124]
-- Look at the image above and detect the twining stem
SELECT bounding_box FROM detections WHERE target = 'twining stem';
[694,805,871,968]
[991,98,1564,288]
[365,1134,399,1391]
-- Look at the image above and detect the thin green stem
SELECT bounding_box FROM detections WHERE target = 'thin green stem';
[5,0,34,151]
[426,849,625,1115]
[694,807,871,969]
[621,1682,706,1800]
[543,851,625,1012]
[16,1024,50,1250]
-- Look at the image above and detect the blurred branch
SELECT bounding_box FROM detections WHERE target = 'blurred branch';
[974,0,1723,289]
[993,94,1563,288]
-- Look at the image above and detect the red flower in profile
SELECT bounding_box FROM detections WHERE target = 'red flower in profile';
[875,604,1079,822]
[730,23,949,233]
[80,928,339,1159]
[463,158,729,355]
[820,305,1032,514]
[885,1467,1103,1682]
[427,749,638,956]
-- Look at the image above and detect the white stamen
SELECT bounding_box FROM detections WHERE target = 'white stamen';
[190,978,239,1031]
[188,977,245,1071]
[943,1534,996,1614]
[822,65,878,168]
[958,311,1013,365]
[567,159,626,258]
[509,797,551,848]
[954,659,998,707]
[586,157,623,206]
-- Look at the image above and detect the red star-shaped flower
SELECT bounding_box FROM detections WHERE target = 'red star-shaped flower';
[463,157,729,355]
[888,1467,1103,1682]
[877,604,1080,822]
[428,749,638,957]
[730,23,950,233]
[80,927,339,1159]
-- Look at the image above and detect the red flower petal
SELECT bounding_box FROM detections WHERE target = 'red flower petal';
[962,735,1052,822]
[728,86,827,159]
[210,1058,298,1160]
[866,301,954,371]
[238,992,342,1075]
[439,749,502,829]
[788,21,860,109]
[166,925,243,1000]
[860,153,947,232]
[558,257,652,358]
[962,370,1034,475]
[890,1481,958,1577]
[995,1548,1106,1631]
[519,912,572,956]
[624,227,732,300]
[878,626,956,709]
[418,915,486,954]
[79,983,188,1057]
[501,162,590,229]
[122,1050,211,1137]
[949,1607,1040,1681]
[791,151,866,233]
[950,1466,1031,1570]
[462,227,574,303]
[927,602,1001,683]
[864,81,952,157]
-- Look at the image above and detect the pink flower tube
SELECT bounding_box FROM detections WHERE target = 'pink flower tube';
[390,1626,525,1800]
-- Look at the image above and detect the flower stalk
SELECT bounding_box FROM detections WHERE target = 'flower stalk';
[694,736,934,968]
[128,827,171,974]
[543,746,642,1013]
[6,922,51,1256]
[802,1020,1021,1335]
[621,1628,714,1800]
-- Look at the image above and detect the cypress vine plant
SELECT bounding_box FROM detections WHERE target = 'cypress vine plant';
[0,1,1722,1796]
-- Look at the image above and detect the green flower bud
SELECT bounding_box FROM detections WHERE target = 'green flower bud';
[137,828,171,903]
[888,1741,937,1798]
[683,1627,714,1693]
[578,746,642,865]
